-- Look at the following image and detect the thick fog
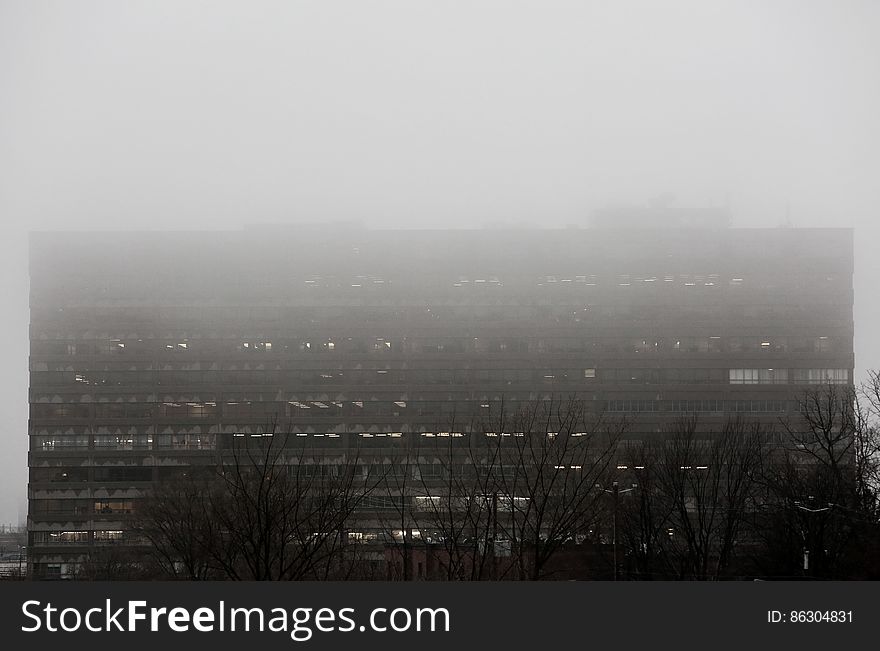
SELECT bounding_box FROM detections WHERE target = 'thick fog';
[1,0,878,525]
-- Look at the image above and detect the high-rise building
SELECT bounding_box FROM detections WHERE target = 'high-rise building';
[27,226,854,578]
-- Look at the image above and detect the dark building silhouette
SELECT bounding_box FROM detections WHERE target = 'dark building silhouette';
[27,226,854,578]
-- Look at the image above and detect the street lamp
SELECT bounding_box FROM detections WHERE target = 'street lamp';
[794,497,832,575]
[793,501,832,514]
[602,481,638,581]
[18,546,26,579]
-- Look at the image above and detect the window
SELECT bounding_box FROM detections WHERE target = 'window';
[584,368,596,379]
[94,434,153,450]
[32,499,91,516]
[30,467,89,482]
[93,467,153,482]
[94,530,124,544]
[95,403,154,419]
[816,337,832,353]
[160,401,217,418]
[44,564,63,578]
[418,463,444,479]
[242,341,272,351]
[607,400,656,413]
[156,433,216,450]
[300,464,338,478]
[729,368,788,384]
[31,433,90,450]
[347,531,378,543]
[33,531,89,545]
[792,368,849,385]
[667,400,722,413]
[413,496,443,509]
[30,404,92,419]
[94,500,134,514]
[374,338,392,351]
[724,400,787,413]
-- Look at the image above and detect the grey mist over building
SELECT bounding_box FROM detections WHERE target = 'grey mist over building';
[26,227,854,577]
[1,0,880,527]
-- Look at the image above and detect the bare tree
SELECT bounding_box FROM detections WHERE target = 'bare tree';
[407,423,498,580]
[855,370,880,520]
[755,382,880,579]
[646,415,766,580]
[134,473,222,579]
[484,396,623,580]
[370,434,418,580]
[136,423,381,580]
[615,439,675,580]
[404,405,522,581]
[377,397,624,581]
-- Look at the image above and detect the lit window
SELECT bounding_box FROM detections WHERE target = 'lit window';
[241,341,271,351]
[729,368,788,384]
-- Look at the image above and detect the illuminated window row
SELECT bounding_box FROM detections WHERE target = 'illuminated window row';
[31,433,216,451]
[606,400,790,414]
[30,500,135,516]
[728,368,788,384]
[33,334,843,358]
[729,368,849,385]
[31,530,129,546]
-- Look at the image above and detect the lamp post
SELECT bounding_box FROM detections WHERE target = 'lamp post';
[18,545,26,579]
[794,497,831,576]
[603,481,637,581]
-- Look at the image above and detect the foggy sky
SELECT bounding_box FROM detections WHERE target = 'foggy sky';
[1,0,878,524]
